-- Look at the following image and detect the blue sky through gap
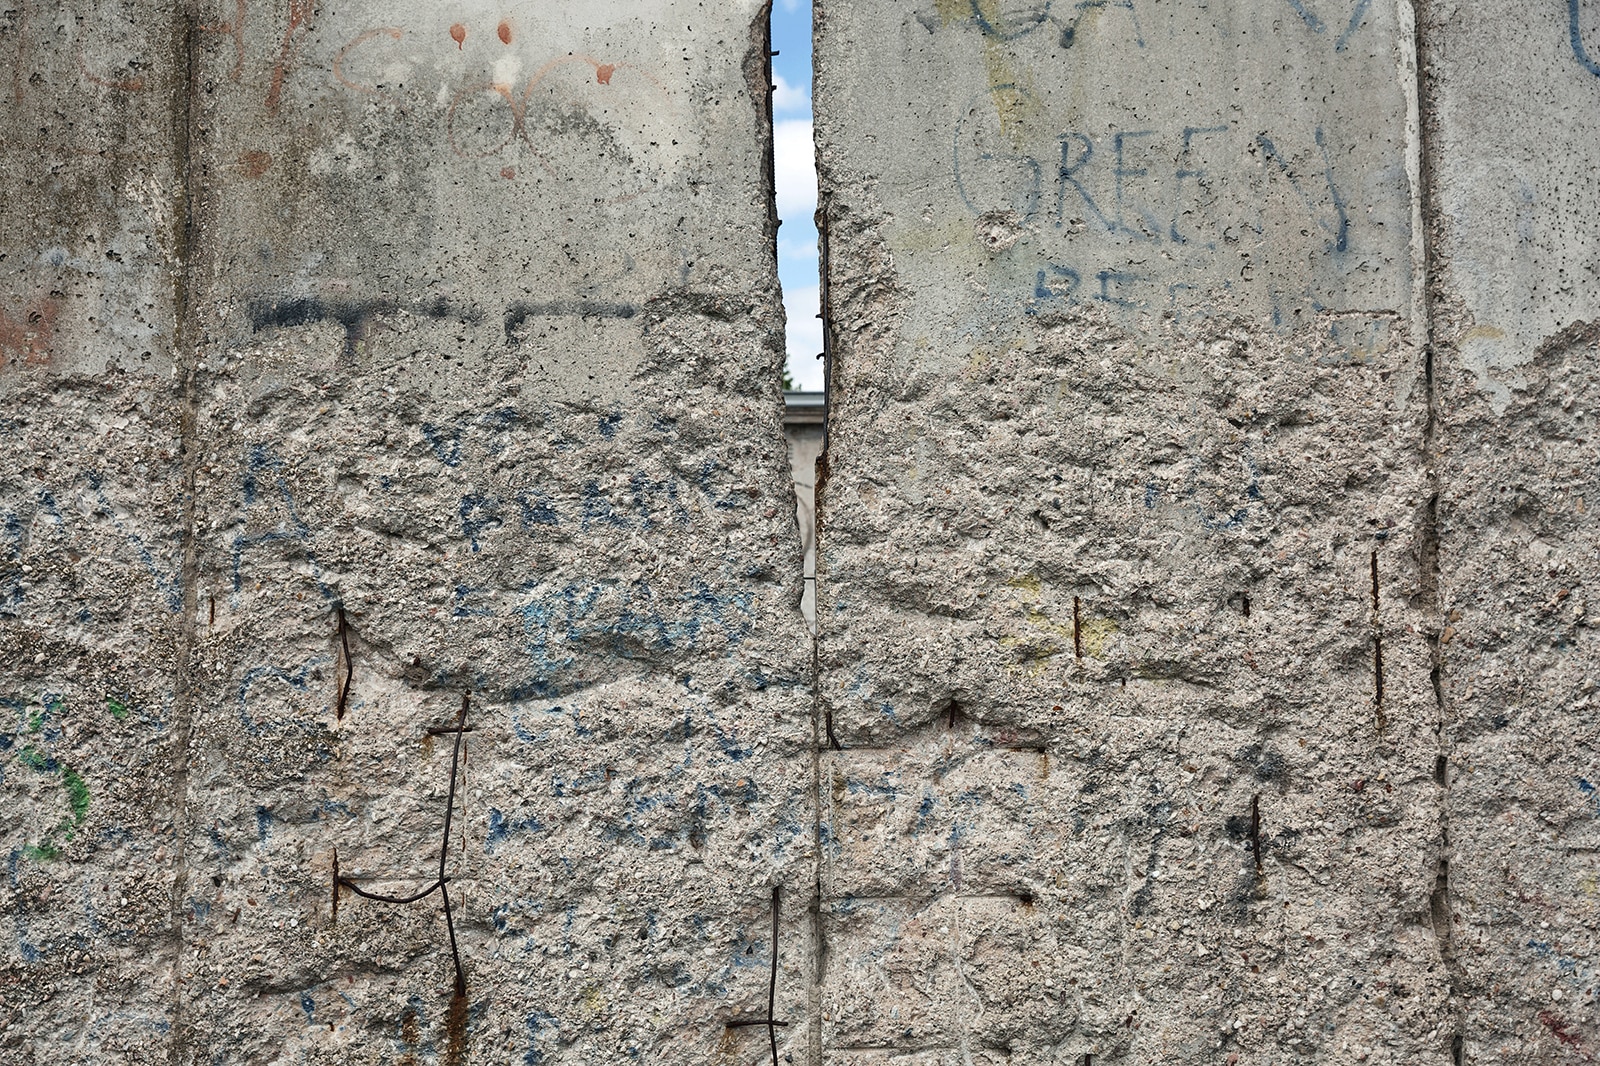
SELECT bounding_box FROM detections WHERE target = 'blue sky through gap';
[770,1,822,392]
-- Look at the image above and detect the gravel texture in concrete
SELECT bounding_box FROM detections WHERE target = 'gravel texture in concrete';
[6,1,1600,1064]
[3,3,811,1063]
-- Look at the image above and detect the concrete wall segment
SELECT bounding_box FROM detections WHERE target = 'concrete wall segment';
[814,1,1447,1061]
[0,3,190,1063]
[3,1,810,1063]
[1425,0,1600,1059]
[173,2,810,1062]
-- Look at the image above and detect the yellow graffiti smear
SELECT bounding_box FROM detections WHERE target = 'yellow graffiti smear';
[998,631,1062,677]
[1080,615,1119,657]
[934,0,1041,146]
[1006,573,1042,598]
[995,573,1123,672]
[966,346,994,377]
[1026,608,1076,642]
[983,64,1039,146]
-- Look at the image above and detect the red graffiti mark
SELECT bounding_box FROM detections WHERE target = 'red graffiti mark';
[1538,1010,1592,1057]
[264,0,314,114]
[596,63,615,84]
[239,149,272,177]
[500,166,515,180]
[333,27,406,110]
[75,51,146,92]
[450,23,466,49]
[0,298,60,369]
[199,0,247,80]
[497,20,512,44]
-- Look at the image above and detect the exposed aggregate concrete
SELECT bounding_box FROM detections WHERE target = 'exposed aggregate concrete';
[4,1,1600,1063]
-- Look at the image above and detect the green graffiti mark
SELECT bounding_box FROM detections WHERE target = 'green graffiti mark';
[18,745,52,772]
[9,732,89,860]
[25,695,63,734]
[63,768,89,824]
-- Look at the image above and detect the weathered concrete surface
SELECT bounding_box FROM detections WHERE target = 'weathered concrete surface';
[8,0,1600,1062]
[1427,2,1600,1059]
[176,3,812,1063]
[4,2,813,1063]
[814,2,1447,1061]
[0,3,190,1062]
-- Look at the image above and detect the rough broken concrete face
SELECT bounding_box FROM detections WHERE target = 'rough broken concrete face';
[3,1,811,1063]
[8,0,1600,1062]
[814,1,1449,1061]
[1428,2,1600,1060]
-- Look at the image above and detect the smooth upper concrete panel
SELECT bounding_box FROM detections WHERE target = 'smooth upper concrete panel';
[194,0,773,401]
[0,0,184,377]
[1432,0,1600,411]
[816,0,1418,356]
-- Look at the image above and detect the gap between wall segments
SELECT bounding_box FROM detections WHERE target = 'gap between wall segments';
[779,1,834,1062]
[753,5,832,1063]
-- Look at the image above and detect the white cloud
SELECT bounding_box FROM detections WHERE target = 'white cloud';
[779,233,818,265]
[773,118,816,220]
[784,283,824,391]
[772,72,809,115]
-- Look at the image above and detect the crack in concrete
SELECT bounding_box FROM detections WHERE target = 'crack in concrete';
[1406,0,1467,1057]
[165,8,204,1064]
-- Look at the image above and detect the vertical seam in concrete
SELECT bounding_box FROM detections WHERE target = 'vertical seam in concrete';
[165,7,203,1064]
[806,555,825,1066]
[8,0,26,107]
[1398,1,1430,355]
[1402,0,1465,1056]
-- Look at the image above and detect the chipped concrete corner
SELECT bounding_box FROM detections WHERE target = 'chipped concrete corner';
[2,0,1598,1063]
